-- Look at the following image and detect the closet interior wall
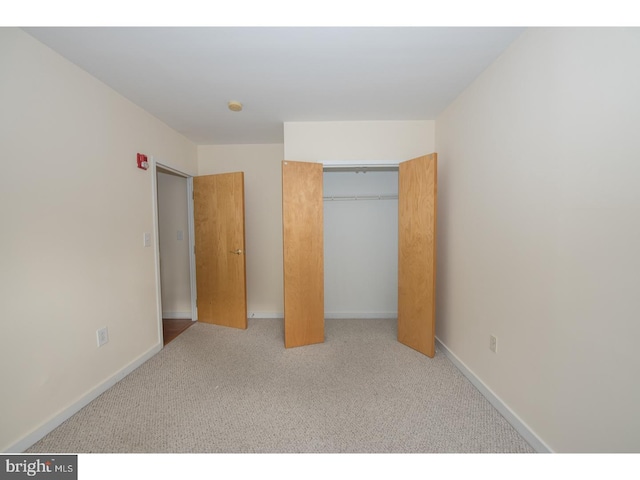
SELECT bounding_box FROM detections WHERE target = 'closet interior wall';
[323,168,399,319]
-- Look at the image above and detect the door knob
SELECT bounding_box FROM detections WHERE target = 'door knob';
[230,249,243,255]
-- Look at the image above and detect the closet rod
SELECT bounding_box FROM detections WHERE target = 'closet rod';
[323,194,398,202]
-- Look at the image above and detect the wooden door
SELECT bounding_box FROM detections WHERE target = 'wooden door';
[193,172,247,329]
[398,154,438,357]
[282,161,324,348]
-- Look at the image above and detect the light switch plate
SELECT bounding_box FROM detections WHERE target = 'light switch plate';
[490,335,497,353]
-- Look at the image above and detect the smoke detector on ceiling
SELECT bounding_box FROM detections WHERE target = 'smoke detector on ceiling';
[228,101,243,112]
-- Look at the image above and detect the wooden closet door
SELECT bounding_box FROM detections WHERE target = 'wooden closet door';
[398,153,437,357]
[282,161,324,348]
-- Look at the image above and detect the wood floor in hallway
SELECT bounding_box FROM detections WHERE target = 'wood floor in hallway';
[162,318,194,345]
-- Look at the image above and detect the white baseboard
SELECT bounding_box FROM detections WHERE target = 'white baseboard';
[248,312,284,319]
[435,337,552,453]
[247,313,398,320]
[162,311,193,319]
[6,342,163,453]
[325,312,397,319]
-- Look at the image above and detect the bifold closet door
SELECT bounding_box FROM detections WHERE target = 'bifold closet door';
[398,153,438,357]
[282,161,325,348]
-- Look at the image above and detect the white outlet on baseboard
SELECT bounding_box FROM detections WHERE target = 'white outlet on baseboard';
[489,334,497,353]
[97,327,109,347]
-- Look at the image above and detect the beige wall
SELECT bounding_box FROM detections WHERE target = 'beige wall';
[157,171,192,317]
[198,144,285,316]
[436,27,640,452]
[284,120,435,162]
[0,28,197,451]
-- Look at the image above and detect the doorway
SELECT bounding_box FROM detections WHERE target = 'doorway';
[153,161,197,346]
[323,167,399,319]
[152,160,249,346]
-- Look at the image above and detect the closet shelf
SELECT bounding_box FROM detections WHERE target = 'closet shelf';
[323,194,398,202]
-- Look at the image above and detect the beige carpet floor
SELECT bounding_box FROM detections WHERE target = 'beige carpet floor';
[27,318,535,453]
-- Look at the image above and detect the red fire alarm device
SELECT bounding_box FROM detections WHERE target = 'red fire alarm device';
[137,153,149,170]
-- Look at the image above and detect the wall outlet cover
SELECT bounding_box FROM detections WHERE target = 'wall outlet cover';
[97,327,109,347]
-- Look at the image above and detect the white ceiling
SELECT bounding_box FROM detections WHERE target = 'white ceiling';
[23,27,525,145]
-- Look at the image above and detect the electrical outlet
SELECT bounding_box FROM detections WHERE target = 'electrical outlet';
[489,334,497,353]
[97,327,109,347]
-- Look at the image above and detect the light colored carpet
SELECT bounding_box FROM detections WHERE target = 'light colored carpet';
[27,318,535,453]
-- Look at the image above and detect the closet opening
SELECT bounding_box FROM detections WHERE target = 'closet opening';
[283,154,436,355]
[323,165,399,321]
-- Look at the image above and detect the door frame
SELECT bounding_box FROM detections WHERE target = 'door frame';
[151,156,198,347]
